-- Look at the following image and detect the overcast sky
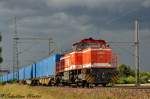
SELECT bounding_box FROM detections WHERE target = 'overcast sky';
[0,0,150,71]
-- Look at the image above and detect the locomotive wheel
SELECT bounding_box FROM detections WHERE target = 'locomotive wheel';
[95,83,99,87]
[81,80,87,88]
[86,83,89,88]
[76,81,82,87]
[102,83,107,87]
[48,81,52,86]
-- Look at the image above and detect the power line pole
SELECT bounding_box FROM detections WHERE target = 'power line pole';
[13,17,19,80]
[49,38,51,55]
[48,38,54,55]
[134,19,140,86]
[0,32,2,67]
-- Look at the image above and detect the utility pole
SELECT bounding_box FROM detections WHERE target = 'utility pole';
[134,19,140,86]
[48,39,51,55]
[0,32,3,67]
[13,17,19,80]
[48,38,54,55]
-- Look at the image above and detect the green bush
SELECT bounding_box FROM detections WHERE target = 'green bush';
[8,79,17,83]
[126,76,135,84]
[116,64,150,84]
[116,77,126,84]
[115,76,135,84]
[139,72,150,83]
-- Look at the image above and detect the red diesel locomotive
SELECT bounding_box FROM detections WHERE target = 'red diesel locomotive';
[56,38,117,87]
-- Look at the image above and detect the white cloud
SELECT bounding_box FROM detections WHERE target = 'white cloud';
[46,0,122,9]
[142,0,150,8]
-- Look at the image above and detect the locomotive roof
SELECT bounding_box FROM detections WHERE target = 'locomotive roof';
[73,37,106,46]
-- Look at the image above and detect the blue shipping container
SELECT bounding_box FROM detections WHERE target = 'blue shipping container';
[3,75,7,82]
[35,54,61,78]
[13,72,18,80]
[1,54,62,82]
[7,73,13,81]
[24,65,32,80]
[0,76,2,82]
[19,67,25,80]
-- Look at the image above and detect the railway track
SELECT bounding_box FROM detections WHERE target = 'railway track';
[110,86,150,89]
[87,85,150,94]
[38,84,150,90]
[111,86,150,93]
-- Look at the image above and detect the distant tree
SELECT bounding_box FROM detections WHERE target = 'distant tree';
[140,72,150,83]
[115,64,150,84]
[117,64,135,77]
[114,64,135,84]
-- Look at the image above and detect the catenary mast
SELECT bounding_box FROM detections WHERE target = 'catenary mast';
[134,19,140,86]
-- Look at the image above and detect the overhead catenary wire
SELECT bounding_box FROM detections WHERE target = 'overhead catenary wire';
[13,36,55,74]
[14,37,54,55]
[18,42,43,55]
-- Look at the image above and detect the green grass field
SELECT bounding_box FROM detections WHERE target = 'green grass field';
[0,84,150,99]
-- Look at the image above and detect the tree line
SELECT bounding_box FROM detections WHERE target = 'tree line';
[115,64,150,84]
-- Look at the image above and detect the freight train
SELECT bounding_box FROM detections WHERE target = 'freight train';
[0,38,117,87]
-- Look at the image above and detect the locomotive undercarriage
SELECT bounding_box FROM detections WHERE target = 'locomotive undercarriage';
[55,68,116,87]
